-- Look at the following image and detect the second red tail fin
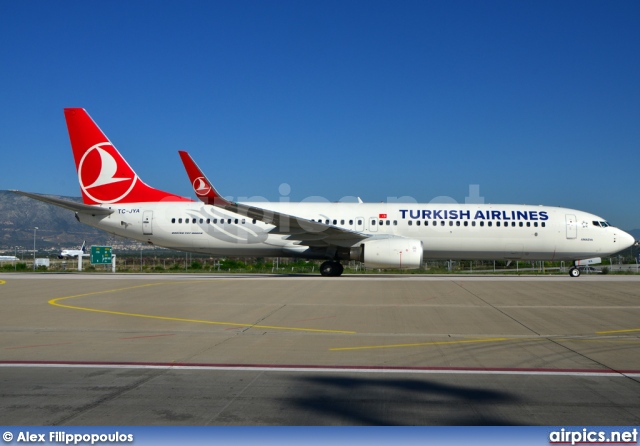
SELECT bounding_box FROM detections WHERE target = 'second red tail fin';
[178,150,233,206]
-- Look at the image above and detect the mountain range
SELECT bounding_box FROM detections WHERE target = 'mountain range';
[0,190,135,254]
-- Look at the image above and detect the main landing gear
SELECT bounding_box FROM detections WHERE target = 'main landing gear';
[569,267,581,278]
[320,260,344,277]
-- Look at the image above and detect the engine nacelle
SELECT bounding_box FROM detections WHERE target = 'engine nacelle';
[361,238,423,269]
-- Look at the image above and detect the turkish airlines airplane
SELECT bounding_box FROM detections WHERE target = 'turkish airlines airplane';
[14,108,636,277]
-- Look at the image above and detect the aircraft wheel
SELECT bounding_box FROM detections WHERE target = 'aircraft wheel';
[320,261,343,277]
[320,261,335,277]
[569,267,581,278]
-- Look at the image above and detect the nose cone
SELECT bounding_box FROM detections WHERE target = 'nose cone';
[619,230,636,250]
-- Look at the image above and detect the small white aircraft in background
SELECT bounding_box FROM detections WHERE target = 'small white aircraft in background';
[58,241,89,259]
[0,255,19,261]
[13,108,637,277]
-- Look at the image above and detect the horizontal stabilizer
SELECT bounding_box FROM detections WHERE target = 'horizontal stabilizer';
[11,191,114,215]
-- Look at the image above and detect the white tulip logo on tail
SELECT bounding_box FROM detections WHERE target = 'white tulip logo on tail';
[78,143,138,204]
[193,177,212,196]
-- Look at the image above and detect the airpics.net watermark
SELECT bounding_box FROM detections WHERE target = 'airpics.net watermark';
[229,183,485,205]
[549,428,638,445]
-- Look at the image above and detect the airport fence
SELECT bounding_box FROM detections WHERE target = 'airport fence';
[2,256,639,275]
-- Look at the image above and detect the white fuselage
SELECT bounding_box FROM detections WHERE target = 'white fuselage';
[59,250,87,258]
[0,256,19,261]
[78,201,634,262]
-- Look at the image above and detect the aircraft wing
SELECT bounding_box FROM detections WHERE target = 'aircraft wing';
[178,151,367,247]
[11,191,114,216]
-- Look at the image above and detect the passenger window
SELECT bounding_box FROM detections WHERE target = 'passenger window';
[488,222,492,227]
[511,222,516,227]
[456,221,460,226]
[393,221,397,226]
[526,222,530,227]
[472,221,476,227]
[534,222,538,227]
[464,221,468,227]
[172,218,176,224]
[206,219,210,224]
[234,219,238,224]
[480,221,484,227]
[349,220,353,225]
[252,219,257,224]
[519,222,523,227]
[496,222,501,227]
[408,221,413,226]
[449,221,453,226]
[372,220,376,225]
[379,220,384,225]
[242,219,245,224]
[440,221,445,226]
[541,222,546,227]
[357,220,362,225]
[341,219,345,225]
[333,219,337,225]
[199,218,203,224]
[325,219,330,225]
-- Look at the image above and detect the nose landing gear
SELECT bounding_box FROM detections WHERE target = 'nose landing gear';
[569,267,581,277]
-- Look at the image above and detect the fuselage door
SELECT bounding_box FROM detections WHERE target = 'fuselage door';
[565,214,577,239]
[143,210,153,235]
[356,217,364,232]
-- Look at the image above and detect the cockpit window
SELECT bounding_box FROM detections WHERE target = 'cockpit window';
[592,221,601,227]
[593,221,612,228]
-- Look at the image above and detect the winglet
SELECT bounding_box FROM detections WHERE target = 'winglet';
[178,151,233,206]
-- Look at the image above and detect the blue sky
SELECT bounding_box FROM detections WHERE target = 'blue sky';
[1,1,639,229]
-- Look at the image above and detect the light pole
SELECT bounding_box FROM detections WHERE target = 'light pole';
[33,227,38,270]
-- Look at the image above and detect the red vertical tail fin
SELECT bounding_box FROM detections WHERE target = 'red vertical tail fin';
[64,108,192,205]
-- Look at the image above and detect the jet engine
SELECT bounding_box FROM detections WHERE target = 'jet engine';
[360,238,423,269]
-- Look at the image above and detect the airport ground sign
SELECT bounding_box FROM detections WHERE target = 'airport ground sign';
[91,246,113,265]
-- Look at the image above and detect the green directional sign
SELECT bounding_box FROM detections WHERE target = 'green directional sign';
[91,246,113,265]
